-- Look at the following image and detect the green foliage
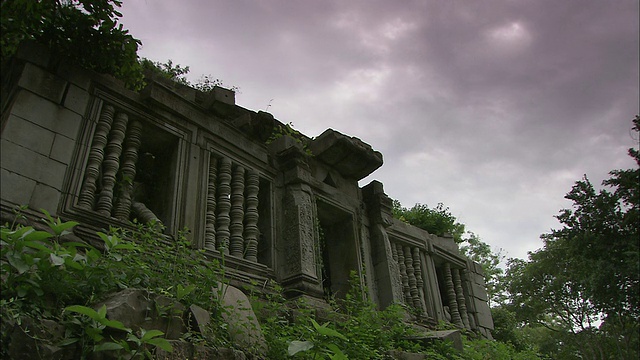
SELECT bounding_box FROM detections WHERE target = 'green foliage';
[392,201,465,242]
[141,58,239,93]
[267,121,313,156]
[288,319,348,359]
[0,209,237,357]
[1,0,144,89]
[141,58,191,85]
[63,304,172,358]
[260,270,466,359]
[461,335,542,360]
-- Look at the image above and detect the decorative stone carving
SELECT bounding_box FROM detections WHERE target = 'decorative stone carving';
[113,120,143,220]
[96,111,129,216]
[204,156,218,250]
[243,170,260,262]
[78,104,115,209]
[216,157,232,254]
[229,165,245,257]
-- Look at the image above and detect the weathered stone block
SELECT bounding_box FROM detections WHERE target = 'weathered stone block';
[30,183,61,216]
[56,62,93,90]
[187,304,211,335]
[10,90,82,140]
[0,168,36,205]
[63,83,91,115]
[50,134,77,164]
[474,299,494,330]
[18,62,67,104]
[1,139,68,191]
[471,281,489,301]
[2,115,55,156]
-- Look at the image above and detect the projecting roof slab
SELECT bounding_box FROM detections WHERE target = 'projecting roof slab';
[309,129,383,180]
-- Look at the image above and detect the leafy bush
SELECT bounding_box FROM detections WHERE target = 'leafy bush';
[0,208,231,357]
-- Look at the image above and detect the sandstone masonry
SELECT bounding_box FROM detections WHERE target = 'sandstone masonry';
[0,42,493,339]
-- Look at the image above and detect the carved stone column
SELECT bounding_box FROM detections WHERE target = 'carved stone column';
[413,247,428,317]
[362,181,404,309]
[443,262,463,328]
[216,157,232,254]
[78,104,115,209]
[243,170,260,262]
[453,268,471,330]
[96,111,129,216]
[204,156,218,250]
[396,243,412,305]
[404,246,423,313]
[229,165,245,257]
[113,120,143,220]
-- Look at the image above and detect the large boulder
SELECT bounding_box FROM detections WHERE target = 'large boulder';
[213,283,268,357]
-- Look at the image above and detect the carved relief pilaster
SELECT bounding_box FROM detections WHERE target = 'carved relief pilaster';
[96,111,129,216]
[78,104,115,209]
[216,157,232,254]
[453,268,471,330]
[280,184,322,297]
[444,262,463,328]
[229,165,245,257]
[243,170,260,262]
[113,120,143,220]
[204,156,218,250]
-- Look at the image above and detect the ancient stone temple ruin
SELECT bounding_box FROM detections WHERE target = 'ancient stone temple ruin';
[0,43,493,338]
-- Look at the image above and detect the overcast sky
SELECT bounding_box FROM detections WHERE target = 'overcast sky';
[120,0,639,262]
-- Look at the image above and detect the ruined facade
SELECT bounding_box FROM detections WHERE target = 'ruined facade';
[0,42,493,338]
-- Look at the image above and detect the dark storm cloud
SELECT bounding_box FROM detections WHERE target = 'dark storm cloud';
[120,0,639,260]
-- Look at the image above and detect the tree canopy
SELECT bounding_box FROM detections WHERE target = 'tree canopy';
[504,116,639,359]
[1,0,144,89]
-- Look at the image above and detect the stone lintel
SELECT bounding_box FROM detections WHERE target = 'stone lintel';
[309,129,383,180]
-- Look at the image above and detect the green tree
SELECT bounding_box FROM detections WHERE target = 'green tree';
[505,116,640,359]
[1,0,144,89]
[460,232,506,307]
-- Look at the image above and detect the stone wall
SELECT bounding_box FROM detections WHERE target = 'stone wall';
[0,41,493,337]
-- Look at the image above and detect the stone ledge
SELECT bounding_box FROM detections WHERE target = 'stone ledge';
[309,129,383,180]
